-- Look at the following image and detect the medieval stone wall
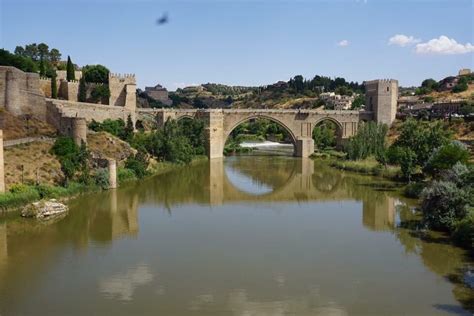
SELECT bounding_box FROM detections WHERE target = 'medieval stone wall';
[108,73,136,110]
[0,66,47,120]
[39,77,52,98]
[56,70,82,81]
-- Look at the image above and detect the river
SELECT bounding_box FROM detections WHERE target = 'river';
[0,156,473,315]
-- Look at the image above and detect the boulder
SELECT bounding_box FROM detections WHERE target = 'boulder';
[22,199,68,219]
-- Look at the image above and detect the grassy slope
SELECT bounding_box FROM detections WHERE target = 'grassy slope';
[0,109,56,140]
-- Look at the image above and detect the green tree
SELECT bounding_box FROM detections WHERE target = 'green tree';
[124,115,135,141]
[51,137,85,185]
[125,150,149,178]
[82,64,109,83]
[90,85,110,103]
[49,48,61,65]
[78,78,87,102]
[391,118,451,166]
[345,122,388,160]
[388,146,417,181]
[51,72,58,99]
[66,56,75,81]
[313,121,337,150]
[423,141,470,176]
[421,78,439,91]
[24,43,39,61]
[0,49,38,72]
[351,94,365,109]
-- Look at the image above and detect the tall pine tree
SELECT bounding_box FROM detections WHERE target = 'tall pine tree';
[78,78,87,102]
[66,56,75,81]
[51,73,58,99]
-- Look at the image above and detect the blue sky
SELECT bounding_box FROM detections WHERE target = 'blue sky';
[1,0,473,89]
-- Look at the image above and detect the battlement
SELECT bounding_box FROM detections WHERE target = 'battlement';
[364,79,398,85]
[109,73,136,79]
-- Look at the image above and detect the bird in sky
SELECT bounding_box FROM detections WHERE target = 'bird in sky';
[156,13,169,25]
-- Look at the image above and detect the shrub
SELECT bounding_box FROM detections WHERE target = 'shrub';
[35,184,68,199]
[125,151,149,179]
[452,82,468,93]
[421,180,470,231]
[117,168,137,183]
[51,137,89,184]
[94,168,109,189]
[424,141,469,176]
[404,182,425,198]
[88,119,126,139]
[452,209,474,248]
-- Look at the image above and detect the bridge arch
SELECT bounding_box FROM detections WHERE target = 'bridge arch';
[223,114,298,155]
[312,116,344,149]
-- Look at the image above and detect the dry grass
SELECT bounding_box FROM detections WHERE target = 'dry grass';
[4,141,63,189]
[427,83,474,101]
[87,132,136,163]
[0,109,56,141]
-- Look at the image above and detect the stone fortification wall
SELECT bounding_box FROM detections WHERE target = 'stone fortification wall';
[108,73,136,110]
[47,99,134,124]
[56,70,82,81]
[39,77,52,98]
[58,80,79,101]
[0,66,47,120]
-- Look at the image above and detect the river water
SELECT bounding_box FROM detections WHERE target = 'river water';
[0,156,473,315]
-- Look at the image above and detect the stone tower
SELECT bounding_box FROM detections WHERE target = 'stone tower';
[364,79,398,125]
[108,73,137,111]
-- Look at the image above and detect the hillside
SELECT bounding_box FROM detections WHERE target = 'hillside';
[167,75,363,110]
[0,109,56,140]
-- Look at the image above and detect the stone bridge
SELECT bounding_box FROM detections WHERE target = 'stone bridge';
[138,109,375,158]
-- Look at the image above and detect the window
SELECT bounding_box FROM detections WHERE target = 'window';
[387,86,390,92]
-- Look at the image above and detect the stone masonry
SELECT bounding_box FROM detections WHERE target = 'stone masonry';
[364,79,398,125]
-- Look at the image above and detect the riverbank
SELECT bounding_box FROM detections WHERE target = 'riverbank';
[311,151,401,180]
[0,155,208,214]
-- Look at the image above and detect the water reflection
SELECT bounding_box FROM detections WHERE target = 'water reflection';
[0,157,472,315]
[99,263,154,301]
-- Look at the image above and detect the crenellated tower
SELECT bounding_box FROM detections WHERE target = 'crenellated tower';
[364,79,398,125]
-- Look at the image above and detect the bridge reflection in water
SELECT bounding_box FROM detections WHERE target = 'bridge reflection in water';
[0,157,472,315]
[0,157,398,272]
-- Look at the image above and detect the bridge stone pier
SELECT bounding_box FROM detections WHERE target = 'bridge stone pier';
[144,108,376,159]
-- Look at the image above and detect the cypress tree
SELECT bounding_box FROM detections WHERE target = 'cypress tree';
[51,73,58,99]
[66,56,75,81]
[78,77,87,102]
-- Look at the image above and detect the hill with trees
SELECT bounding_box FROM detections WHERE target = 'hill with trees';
[167,75,365,110]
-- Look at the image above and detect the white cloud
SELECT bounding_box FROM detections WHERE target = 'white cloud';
[388,34,421,47]
[337,40,349,47]
[99,264,154,301]
[415,36,474,55]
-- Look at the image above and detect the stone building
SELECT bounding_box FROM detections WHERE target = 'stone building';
[364,79,398,125]
[144,84,172,105]
[319,92,355,110]
[459,68,472,76]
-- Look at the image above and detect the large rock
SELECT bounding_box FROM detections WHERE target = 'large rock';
[22,199,68,219]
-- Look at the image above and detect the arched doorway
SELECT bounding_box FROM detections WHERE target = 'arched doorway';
[224,116,297,156]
